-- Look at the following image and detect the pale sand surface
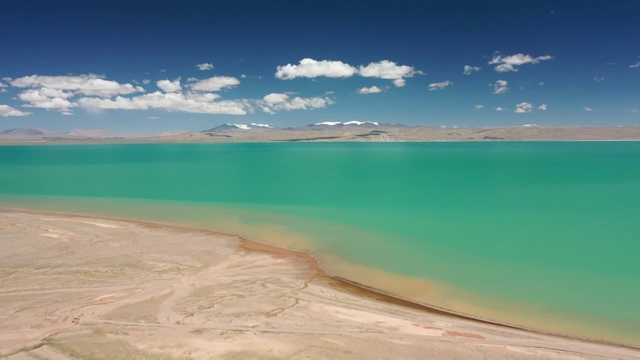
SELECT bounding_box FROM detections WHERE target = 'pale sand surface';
[0,210,638,359]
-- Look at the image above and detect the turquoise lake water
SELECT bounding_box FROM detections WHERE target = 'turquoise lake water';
[0,142,638,345]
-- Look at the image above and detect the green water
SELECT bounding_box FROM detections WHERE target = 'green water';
[1,142,639,345]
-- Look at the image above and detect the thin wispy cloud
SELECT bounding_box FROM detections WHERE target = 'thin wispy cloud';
[196,63,214,71]
[492,80,508,94]
[428,80,453,91]
[475,104,484,109]
[463,65,481,75]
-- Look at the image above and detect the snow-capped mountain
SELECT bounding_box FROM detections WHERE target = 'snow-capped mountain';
[202,123,276,132]
[310,121,379,127]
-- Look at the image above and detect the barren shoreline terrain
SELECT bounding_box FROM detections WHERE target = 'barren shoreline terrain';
[1,209,638,359]
[2,125,640,145]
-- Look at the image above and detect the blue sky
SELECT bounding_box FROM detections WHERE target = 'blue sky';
[1,0,639,133]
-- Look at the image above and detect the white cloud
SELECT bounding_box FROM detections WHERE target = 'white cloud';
[358,60,418,87]
[275,58,358,80]
[142,79,151,84]
[428,80,453,91]
[584,107,593,112]
[463,65,481,75]
[275,58,419,87]
[0,81,6,88]
[260,92,334,114]
[515,102,533,113]
[475,104,484,109]
[196,63,214,71]
[538,104,548,111]
[78,91,246,115]
[10,74,144,97]
[495,106,506,112]
[626,108,639,114]
[489,53,554,72]
[629,61,640,69]
[0,104,31,117]
[492,80,509,94]
[356,86,384,94]
[594,76,605,82]
[147,116,161,119]
[157,79,182,93]
[17,88,76,112]
[188,76,240,91]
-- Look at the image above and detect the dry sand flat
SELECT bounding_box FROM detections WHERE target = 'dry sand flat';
[0,209,638,359]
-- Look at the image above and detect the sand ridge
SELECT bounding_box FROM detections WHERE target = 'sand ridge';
[0,209,638,359]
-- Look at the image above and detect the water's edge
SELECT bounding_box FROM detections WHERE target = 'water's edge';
[2,205,638,351]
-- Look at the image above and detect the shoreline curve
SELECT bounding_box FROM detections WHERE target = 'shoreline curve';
[1,206,638,351]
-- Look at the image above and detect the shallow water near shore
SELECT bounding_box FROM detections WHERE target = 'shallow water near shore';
[1,142,639,346]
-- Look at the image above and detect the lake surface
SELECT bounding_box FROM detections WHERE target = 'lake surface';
[1,142,638,345]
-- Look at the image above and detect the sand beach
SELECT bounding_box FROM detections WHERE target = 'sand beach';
[0,209,637,359]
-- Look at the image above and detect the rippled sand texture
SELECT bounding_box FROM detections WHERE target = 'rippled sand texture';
[0,210,637,360]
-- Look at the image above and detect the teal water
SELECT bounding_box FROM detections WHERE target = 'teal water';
[1,142,639,345]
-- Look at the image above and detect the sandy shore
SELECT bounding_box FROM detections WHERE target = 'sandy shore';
[0,209,638,359]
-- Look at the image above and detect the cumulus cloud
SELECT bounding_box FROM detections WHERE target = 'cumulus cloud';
[0,104,31,117]
[196,63,214,71]
[489,53,554,72]
[463,65,481,75]
[260,92,334,114]
[10,74,144,97]
[275,58,419,87]
[492,80,509,94]
[188,76,240,91]
[629,61,640,69]
[358,60,418,87]
[515,102,533,113]
[495,107,506,112]
[428,80,453,91]
[584,107,593,112]
[475,104,484,109]
[275,58,358,80]
[356,86,384,94]
[78,91,247,115]
[157,79,182,93]
[538,104,548,111]
[17,88,76,112]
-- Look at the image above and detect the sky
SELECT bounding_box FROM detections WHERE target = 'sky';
[1,0,639,133]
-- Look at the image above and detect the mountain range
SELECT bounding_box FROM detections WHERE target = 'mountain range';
[2,124,640,143]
